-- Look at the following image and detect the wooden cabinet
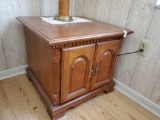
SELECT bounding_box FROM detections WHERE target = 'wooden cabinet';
[61,40,121,103]
[17,16,133,120]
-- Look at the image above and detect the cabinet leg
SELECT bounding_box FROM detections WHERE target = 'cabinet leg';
[26,73,32,81]
[52,113,65,120]
[47,109,65,120]
[104,88,114,94]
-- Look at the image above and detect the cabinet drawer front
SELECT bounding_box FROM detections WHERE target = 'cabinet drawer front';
[61,44,95,103]
[90,40,121,90]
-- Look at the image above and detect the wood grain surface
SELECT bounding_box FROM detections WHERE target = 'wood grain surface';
[61,44,95,102]
[90,40,121,90]
[24,27,61,105]
[0,74,159,120]
[58,0,70,16]
[0,107,17,120]
[17,16,132,46]
[0,86,9,111]
[2,80,37,120]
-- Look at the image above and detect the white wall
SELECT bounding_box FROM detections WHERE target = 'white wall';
[0,0,58,71]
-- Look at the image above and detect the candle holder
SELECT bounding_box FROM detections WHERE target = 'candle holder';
[54,15,73,22]
[54,0,73,22]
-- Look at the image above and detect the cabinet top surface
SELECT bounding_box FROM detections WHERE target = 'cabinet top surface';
[17,16,133,46]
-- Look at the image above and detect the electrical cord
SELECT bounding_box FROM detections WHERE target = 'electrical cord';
[117,48,144,56]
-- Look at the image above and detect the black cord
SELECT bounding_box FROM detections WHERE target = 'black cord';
[117,48,144,56]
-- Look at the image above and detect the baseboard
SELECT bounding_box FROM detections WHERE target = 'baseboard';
[0,65,28,80]
[114,78,160,118]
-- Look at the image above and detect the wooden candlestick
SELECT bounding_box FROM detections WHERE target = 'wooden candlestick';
[54,0,73,22]
[59,0,69,16]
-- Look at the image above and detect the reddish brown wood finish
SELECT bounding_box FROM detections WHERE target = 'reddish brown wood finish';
[61,44,95,103]
[58,0,70,16]
[17,17,133,47]
[17,16,133,120]
[24,27,61,105]
[90,40,122,90]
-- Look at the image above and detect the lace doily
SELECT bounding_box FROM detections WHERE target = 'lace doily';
[41,17,92,25]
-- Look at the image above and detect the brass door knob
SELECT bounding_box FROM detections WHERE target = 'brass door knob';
[88,65,93,78]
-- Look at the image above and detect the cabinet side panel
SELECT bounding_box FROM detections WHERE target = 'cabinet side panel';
[24,27,60,105]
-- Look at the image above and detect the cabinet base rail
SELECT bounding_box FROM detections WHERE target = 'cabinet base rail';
[26,68,115,120]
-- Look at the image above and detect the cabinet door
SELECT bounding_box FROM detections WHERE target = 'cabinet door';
[61,44,95,103]
[90,40,121,90]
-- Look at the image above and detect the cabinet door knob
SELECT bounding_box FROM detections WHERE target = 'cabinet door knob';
[93,62,99,76]
[88,65,93,78]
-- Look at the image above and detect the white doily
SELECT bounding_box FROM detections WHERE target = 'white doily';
[41,17,92,25]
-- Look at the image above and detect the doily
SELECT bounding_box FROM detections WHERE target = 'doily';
[41,17,92,25]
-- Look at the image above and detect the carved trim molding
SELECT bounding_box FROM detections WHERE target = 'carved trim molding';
[53,36,123,48]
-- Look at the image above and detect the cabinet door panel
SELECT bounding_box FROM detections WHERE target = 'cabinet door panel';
[97,51,112,82]
[61,44,95,103]
[90,40,121,90]
[69,57,87,93]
